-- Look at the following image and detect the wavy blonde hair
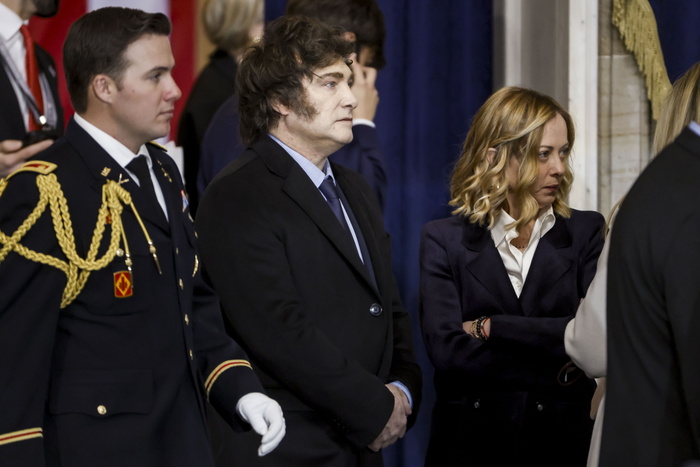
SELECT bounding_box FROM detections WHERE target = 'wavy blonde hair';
[652,61,700,156]
[202,0,263,53]
[450,86,574,232]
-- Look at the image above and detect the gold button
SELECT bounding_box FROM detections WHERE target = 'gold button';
[97,405,107,415]
[179,279,184,289]
[175,247,179,255]
[184,314,190,325]
[189,349,194,360]
[116,248,124,257]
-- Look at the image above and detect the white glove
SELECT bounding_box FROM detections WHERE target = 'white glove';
[236,392,286,456]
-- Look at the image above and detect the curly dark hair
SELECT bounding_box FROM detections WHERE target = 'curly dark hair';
[236,15,354,145]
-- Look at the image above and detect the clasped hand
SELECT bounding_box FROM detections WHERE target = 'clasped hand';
[368,384,411,452]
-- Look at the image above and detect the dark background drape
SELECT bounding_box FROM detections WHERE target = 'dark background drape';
[266,1,493,465]
[648,0,700,82]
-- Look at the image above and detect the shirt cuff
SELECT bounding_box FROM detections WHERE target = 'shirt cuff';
[352,118,376,128]
[389,381,413,409]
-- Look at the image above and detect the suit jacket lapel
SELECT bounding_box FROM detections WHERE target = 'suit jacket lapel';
[65,120,130,194]
[65,120,169,233]
[519,216,574,316]
[254,137,376,292]
[333,167,381,296]
[461,220,523,316]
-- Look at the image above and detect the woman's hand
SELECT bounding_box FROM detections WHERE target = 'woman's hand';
[462,317,491,340]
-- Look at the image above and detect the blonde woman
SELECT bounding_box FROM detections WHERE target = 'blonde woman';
[419,86,605,466]
[177,0,264,213]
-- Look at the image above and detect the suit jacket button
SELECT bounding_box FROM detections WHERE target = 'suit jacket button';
[536,403,544,411]
[97,405,107,415]
[369,303,383,316]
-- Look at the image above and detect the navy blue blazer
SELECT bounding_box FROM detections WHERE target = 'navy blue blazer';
[419,210,604,466]
[0,119,262,466]
[198,95,387,210]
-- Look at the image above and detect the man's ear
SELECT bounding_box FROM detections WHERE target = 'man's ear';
[271,100,290,117]
[91,74,117,104]
[486,148,497,165]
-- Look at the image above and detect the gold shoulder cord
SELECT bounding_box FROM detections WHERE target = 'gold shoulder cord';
[0,171,160,308]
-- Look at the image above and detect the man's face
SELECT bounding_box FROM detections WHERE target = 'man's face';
[109,34,181,153]
[283,59,357,158]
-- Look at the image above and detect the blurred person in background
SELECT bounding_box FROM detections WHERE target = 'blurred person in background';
[0,0,63,177]
[177,0,263,214]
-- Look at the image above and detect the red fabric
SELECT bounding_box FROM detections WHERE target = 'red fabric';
[19,25,44,131]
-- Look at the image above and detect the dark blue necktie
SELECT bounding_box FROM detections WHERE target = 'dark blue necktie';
[319,176,350,231]
[127,155,160,208]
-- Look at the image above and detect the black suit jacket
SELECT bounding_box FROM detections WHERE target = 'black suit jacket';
[419,210,604,466]
[601,127,700,467]
[0,119,262,466]
[196,136,421,465]
[0,43,63,140]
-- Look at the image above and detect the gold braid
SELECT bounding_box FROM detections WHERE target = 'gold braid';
[0,173,144,308]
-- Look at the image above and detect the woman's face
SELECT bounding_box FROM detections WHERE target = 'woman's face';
[506,113,569,213]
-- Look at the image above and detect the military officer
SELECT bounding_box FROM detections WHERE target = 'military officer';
[0,7,284,466]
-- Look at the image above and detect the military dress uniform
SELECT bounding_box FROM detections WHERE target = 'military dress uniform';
[0,119,262,466]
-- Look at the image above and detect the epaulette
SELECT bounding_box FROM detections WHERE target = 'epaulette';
[146,141,168,152]
[6,160,57,180]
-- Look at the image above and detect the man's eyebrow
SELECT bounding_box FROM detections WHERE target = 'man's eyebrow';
[312,71,346,80]
[146,65,172,75]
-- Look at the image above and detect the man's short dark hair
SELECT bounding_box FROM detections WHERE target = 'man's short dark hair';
[285,0,386,69]
[236,15,354,145]
[63,7,171,113]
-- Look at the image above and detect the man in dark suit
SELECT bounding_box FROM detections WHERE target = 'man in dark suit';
[0,7,284,466]
[196,15,422,466]
[198,0,388,210]
[0,0,63,177]
[600,122,700,466]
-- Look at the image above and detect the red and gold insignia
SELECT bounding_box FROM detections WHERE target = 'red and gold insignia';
[114,271,133,297]
[5,160,57,180]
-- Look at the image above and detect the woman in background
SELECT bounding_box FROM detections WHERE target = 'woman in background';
[419,86,605,466]
[565,60,700,467]
[177,0,263,214]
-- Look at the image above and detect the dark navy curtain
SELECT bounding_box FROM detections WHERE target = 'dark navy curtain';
[266,1,493,465]
[648,0,700,82]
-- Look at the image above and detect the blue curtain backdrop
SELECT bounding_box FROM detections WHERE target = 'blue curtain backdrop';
[266,1,493,465]
[648,0,700,82]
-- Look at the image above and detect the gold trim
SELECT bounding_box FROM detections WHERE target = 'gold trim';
[6,161,57,180]
[0,427,43,446]
[612,0,672,120]
[204,360,252,397]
